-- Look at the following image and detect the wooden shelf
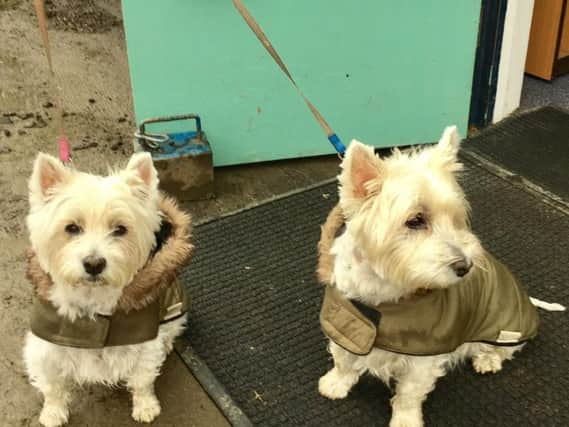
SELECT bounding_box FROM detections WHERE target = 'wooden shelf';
[526,0,569,80]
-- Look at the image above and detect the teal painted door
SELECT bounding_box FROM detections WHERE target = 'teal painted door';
[122,1,481,166]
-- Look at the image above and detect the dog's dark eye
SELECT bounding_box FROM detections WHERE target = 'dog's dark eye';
[405,213,427,230]
[112,225,128,237]
[64,223,82,235]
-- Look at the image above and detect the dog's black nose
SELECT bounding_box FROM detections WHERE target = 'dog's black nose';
[451,259,471,277]
[83,256,107,276]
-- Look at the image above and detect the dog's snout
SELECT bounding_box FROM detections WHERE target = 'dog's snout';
[451,259,472,277]
[83,256,107,276]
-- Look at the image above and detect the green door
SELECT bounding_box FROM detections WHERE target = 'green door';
[122,1,481,166]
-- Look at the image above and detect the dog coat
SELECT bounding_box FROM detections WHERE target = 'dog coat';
[30,279,188,348]
[26,195,193,349]
[318,205,539,356]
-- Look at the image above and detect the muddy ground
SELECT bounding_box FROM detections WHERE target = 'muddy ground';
[0,1,338,426]
[0,1,214,425]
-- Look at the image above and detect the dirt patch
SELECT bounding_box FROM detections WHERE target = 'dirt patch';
[45,0,121,33]
[0,0,21,11]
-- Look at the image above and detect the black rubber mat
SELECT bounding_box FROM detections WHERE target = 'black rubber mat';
[180,160,569,426]
[468,106,569,200]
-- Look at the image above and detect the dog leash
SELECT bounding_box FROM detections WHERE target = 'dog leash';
[232,0,346,157]
[33,0,72,163]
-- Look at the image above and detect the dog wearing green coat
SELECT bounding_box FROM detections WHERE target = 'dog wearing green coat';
[317,127,565,427]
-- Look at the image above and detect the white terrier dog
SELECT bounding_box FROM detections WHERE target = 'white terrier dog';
[317,127,565,427]
[24,152,192,427]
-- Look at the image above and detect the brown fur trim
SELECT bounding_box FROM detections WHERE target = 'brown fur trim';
[26,194,193,313]
[26,249,52,301]
[117,195,193,312]
[317,204,345,285]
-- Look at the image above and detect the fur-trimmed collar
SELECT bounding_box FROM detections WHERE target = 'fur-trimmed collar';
[317,204,345,286]
[26,195,193,313]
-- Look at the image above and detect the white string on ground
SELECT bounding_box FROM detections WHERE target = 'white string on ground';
[530,297,566,312]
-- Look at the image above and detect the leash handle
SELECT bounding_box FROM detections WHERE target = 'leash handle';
[232,0,346,157]
[33,0,71,163]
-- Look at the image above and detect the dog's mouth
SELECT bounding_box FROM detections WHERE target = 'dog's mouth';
[78,275,108,286]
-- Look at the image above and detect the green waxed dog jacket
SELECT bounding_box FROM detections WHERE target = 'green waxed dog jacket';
[30,279,189,348]
[320,252,539,356]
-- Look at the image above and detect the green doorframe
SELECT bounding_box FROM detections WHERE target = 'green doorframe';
[122,1,482,166]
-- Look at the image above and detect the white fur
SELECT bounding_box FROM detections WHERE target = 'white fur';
[24,152,184,426]
[24,319,185,427]
[319,127,527,427]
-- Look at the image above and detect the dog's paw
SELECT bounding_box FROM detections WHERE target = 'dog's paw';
[390,408,424,427]
[39,404,69,427]
[132,395,161,423]
[473,352,503,374]
[390,414,424,427]
[318,368,358,400]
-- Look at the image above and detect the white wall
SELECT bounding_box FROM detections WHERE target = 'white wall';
[493,0,535,123]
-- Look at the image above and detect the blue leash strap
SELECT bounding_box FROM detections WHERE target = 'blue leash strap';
[232,0,345,157]
[328,133,346,157]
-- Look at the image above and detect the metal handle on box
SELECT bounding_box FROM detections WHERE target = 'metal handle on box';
[135,114,203,150]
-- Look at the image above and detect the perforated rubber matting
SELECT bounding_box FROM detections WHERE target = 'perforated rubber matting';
[468,106,569,200]
[180,160,568,426]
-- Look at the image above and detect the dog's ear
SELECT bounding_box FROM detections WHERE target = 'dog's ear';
[432,126,463,172]
[338,140,383,213]
[124,152,159,195]
[29,152,70,206]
